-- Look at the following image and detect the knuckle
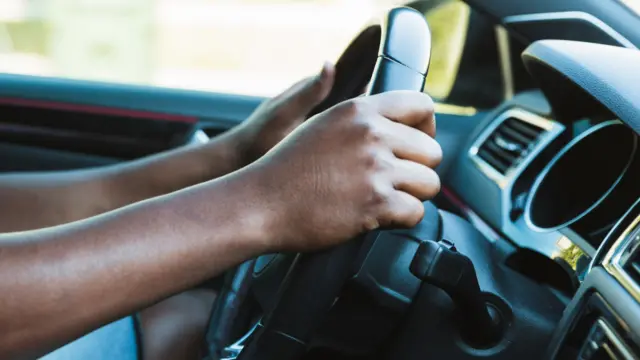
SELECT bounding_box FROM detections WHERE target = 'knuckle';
[363,151,378,170]
[363,150,392,172]
[343,98,376,120]
[359,182,391,232]
[335,99,362,117]
[361,215,381,232]
[348,97,369,113]
[353,116,374,134]
[338,100,382,140]
[351,118,382,147]
[363,123,383,144]
[363,180,392,211]
[368,183,389,208]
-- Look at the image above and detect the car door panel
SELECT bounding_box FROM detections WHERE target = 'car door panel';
[0,74,264,172]
[0,74,264,127]
[0,72,477,178]
[0,142,116,172]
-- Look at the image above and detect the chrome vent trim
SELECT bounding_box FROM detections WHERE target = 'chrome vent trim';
[603,215,640,303]
[578,319,636,360]
[477,117,545,174]
[469,108,563,188]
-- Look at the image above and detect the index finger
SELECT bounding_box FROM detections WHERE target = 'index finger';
[359,91,436,138]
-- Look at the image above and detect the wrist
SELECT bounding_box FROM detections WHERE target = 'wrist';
[190,128,248,182]
[230,162,290,253]
[200,163,282,254]
[211,125,256,167]
[230,124,261,168]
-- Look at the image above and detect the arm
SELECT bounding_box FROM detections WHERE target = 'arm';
[0,169,269,360]
[0,132,242,232]
[0,64,335,233]
[0,91,441,359]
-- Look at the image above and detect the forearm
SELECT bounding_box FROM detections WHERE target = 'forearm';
[101,129,246,207]
[0,167,270,360]
[0,130,245,232]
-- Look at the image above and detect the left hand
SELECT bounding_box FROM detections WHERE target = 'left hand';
[230,62,336,165]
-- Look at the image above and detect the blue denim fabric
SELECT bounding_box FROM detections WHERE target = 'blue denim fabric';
[39,317,138,360]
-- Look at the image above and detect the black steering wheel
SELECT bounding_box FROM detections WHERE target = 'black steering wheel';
[205,7,432,360]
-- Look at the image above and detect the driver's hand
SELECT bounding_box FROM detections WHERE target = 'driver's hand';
[245,91,441,252]
[229,62,336,165]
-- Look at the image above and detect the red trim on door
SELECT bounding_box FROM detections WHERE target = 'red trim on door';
[0,97,198,124]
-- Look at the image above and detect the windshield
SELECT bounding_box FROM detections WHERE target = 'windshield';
[0,0,408,97]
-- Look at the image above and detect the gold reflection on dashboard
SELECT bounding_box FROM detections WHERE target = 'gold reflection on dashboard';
[553,236,590,279]
[603,216,640,303]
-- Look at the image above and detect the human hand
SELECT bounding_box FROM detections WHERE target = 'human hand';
[230,62,336,165]
[134,64,333,204]
[244,91,442,252]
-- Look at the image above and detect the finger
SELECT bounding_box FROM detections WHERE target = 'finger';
[391,159,441,200]
[376,117,442,168]
[379,190,425,228]
[279,62,336,114]
[361,91,436,138]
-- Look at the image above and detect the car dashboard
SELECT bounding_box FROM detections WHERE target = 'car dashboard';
[306,8,639,359]
[435,38,640,359]
[443,96,639,360]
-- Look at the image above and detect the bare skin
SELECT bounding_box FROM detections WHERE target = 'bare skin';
[0,64,336,360]
[138,289,216,360]
[0,63,336,233]
[0,91,441,360]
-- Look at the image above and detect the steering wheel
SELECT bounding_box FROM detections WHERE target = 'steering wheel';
[205,7,432,360]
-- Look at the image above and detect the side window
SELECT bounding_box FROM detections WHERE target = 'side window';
[0,0,403,96]
[0,0,501,107]
[423,0,470,100]
[420,0,504,109]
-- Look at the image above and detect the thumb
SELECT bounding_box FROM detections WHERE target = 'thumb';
[283,62,336,115]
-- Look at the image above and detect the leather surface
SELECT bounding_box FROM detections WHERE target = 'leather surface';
[378,7,431,74]
[523,40,640,134]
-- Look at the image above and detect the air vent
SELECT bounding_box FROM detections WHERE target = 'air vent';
[577,319,636,360]
[476,117,545,175]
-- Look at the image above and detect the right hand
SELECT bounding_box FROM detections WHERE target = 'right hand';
[247,91,442,252]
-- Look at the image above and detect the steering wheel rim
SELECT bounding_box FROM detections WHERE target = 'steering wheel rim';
[208,7,432,360]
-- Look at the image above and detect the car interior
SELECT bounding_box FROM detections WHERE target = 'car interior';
[1,0,639,359]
